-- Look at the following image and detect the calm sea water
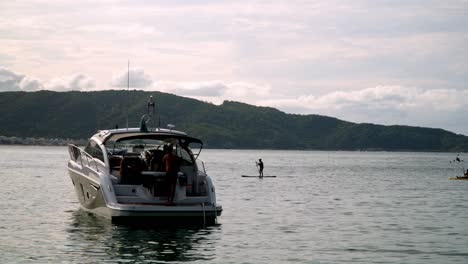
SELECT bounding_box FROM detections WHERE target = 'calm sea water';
[0,145,467,263]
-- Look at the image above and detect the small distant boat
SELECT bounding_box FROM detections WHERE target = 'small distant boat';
[67,96,222,224]
[449,176,468,180]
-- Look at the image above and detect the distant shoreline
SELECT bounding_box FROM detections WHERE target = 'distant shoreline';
[0,135,461,153]
[0,135,86,147]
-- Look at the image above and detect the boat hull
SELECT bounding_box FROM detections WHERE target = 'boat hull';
[109,204,222,224]
[68,168,222,224]
[68,168,107,211]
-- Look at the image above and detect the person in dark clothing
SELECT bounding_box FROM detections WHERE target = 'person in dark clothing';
[257,158,264,177]
[162,145,179,205]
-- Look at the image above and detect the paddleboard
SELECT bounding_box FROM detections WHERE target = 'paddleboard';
[241,175,277,178]
[449,177,468,180]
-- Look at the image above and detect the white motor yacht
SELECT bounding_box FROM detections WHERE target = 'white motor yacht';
[67,119,222,224]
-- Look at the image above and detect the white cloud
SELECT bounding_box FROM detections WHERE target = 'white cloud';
[258,86,468,134]
[46,74,95,91]
[154,81,227,97]
[224,82,271,98]
[111,68,153,88]
[152,80,271,105]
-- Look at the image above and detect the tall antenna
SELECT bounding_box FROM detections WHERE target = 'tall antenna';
[126,60,130,130]
[158,103,161,128]
[147,95,155,128]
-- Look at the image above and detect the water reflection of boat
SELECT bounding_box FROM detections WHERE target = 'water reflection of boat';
[67,97,222,224]
[67,209,219,262]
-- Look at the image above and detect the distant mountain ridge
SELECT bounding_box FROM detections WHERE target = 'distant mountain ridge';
[0,90,467,151]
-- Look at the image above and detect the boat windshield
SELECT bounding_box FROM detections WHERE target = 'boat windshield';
[105,137,195,165]
[106,138,168,154]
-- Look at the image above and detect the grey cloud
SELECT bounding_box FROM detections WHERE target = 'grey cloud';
[20,77,44,91]
[0,68,44,91]
[0,68,95,92]
[0,68,24,91]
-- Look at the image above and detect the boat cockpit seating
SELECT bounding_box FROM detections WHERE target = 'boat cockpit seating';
[146,149,165,171]
[119,155,145,184]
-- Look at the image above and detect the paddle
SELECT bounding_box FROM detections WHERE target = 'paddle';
[241,175,276,178]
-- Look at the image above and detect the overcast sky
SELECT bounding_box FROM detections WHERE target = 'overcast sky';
[1,0,467,135]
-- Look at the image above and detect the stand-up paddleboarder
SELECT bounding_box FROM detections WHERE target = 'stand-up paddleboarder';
[256,159,264,178]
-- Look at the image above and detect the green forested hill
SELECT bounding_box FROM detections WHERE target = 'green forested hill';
[0,90,467,151]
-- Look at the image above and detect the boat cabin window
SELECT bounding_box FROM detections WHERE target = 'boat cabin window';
[84,140,104,162]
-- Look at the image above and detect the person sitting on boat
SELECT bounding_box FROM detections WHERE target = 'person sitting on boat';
[256,158,264,177]
[162,144,180,205]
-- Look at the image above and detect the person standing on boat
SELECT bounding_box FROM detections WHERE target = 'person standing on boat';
[163,144,179,205]
[257,158,264,177]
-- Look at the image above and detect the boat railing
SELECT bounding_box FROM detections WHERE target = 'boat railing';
[196,159,207,174]
[68,144,100,173]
